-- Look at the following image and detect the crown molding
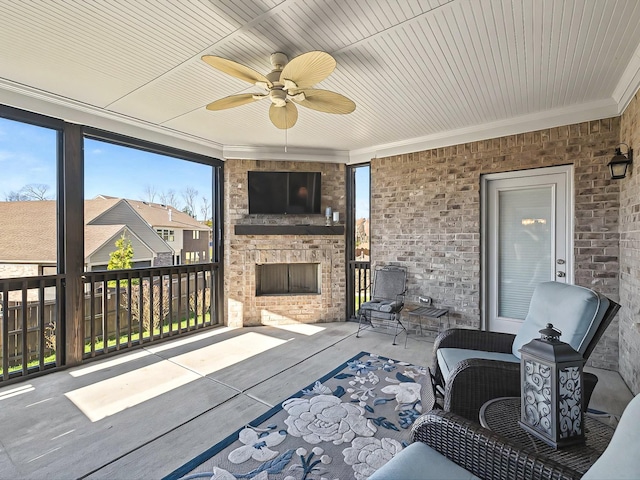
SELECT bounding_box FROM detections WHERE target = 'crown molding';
[613,43,640,114]
[348,98,620,164]
[1,77,632,167]
[0,79,224,159]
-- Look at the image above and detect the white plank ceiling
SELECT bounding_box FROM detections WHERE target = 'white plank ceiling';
[1,0,639,163]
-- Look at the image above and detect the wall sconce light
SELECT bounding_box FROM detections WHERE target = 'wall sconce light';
[608,143,633,180]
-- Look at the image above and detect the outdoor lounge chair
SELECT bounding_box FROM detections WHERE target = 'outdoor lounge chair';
[356,264,407,345]
[431,281,620,421]
[370,393,640,480]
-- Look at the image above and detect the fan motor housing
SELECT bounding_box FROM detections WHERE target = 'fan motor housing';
[270,52,288,69]
[269,89,287,107]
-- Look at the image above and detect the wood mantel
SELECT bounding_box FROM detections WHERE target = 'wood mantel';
[234,224,344,235]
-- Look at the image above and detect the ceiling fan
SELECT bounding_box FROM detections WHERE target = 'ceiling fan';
[202,51,356,129]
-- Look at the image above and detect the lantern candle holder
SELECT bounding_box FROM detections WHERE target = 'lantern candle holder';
[519,323,585,449]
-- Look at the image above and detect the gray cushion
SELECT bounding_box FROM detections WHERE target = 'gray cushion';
[512,282,609,359]
[437,348,519,380]
[583,394,640,479]
[360,298,400,313]
[369,441,481,480]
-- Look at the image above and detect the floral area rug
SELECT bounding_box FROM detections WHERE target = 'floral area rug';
[164,352,431,480]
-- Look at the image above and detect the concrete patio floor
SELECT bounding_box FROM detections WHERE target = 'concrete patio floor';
[0,322,633,479]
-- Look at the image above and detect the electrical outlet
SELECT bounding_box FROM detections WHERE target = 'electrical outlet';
[419,296,432,305]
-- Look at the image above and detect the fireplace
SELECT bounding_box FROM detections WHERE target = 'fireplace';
[256,263,320,296]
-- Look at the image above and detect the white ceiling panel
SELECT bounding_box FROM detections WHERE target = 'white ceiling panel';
[1,0,639,163]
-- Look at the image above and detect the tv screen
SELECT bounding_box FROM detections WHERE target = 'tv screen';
[248,171,321,214]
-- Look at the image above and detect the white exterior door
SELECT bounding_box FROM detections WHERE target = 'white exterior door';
[483,166,573,334]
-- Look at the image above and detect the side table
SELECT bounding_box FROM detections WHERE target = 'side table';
[406,305,449,336]
[479,397,615,476]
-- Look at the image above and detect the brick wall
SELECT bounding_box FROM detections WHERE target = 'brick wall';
[0,263,39,279]
[619,91,640,394]
[371,118,621,370]
[224,159,346,327]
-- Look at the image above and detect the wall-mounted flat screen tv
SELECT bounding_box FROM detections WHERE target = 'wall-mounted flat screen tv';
[248,171,322,214]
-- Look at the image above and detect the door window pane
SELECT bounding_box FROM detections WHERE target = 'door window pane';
[498,187,552,319]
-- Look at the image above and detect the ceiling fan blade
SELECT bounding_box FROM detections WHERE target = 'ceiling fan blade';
[291,89,356,114]
[269,101,298,129]
[280,51,336,88]
[202,55,271,87]
[206,93,265,111]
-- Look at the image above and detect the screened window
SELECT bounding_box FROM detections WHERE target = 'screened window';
[0,117,58,279]
[85,137,213,267]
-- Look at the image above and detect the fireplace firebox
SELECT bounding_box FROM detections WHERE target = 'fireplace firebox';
[256,263,320,296]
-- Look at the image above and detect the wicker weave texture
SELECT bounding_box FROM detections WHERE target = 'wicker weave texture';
[411,410,581,480]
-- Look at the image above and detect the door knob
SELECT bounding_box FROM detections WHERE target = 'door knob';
[557,271,566,277]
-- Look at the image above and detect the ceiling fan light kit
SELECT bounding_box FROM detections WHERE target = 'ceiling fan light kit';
[202,51,356,129]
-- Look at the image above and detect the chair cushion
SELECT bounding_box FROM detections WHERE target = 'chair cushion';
[369,441,481,480]
[583,394,640,479]
[437,348,519,380]
[512,282,609,359]
[360,298,401,313]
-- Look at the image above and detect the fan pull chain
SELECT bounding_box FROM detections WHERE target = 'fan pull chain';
[284,106,288,153]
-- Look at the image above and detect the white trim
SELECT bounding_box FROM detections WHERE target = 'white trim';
[348,100,618,165]
[0,79,224,159]
[613,43,640,113]
[1,75,635,165]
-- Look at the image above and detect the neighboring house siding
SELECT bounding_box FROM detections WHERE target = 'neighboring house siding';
[90,202,172,254]
[88,233,155,267]
[183,230,210,262]
[158,230,184,258]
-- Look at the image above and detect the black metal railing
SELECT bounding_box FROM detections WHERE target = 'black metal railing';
[0,274,64,381]
[348,260,371,319]
[82,263,219,359]
[0,263,221,383]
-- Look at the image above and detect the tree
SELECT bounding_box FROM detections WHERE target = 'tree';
[141,184,157,203]
[121,280,170,333]
[189,287,211,321]
[159,189,179,208]
[4,183,52,201]
[200,196,211,222]
[182,187,198,218]
[21,183,52,200]
[4,190,28,201]
[108,234,133,271]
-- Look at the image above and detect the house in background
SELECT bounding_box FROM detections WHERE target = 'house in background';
[0,196,211,279]
[0,198,175,279]
[112,198,211,265]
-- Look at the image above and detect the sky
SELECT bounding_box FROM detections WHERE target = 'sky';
[0,116,370,220]
[354,165,370,220]
[0,117,213,220]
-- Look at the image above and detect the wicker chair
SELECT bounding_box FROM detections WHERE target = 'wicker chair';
[372,394,640,480]
[411,410,581,480]
[431,282,620,421]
